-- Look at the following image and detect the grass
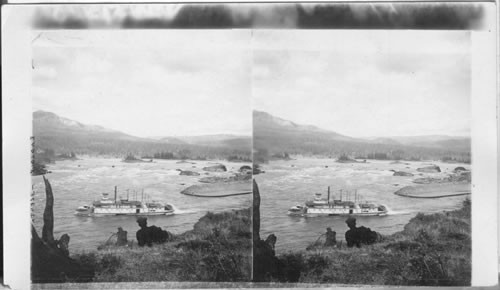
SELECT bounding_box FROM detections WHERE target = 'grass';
[268,198,471,286]
[70,199,471,285]
[73,208,252,282]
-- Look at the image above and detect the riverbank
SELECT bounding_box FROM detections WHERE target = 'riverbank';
[260,198,471,286]
[72,208,252,282]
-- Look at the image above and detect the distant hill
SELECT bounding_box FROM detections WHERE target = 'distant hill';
[253,110,360,154]
[33,110,148,142]
[253,110,470,162]
[157,137,187,144]
[367,135,471,150]
[145,134,252,152]
[175,134,251,149]
[149,134,251,150]
[32,110,251,159]
[253,110,356,141]
[33,110,470,162]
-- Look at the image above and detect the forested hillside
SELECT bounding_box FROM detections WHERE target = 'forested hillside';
[253,111,470,163]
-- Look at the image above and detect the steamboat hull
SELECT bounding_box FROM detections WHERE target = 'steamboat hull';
[75,187,175,217]
[288,187,388,217]
[304,208,387,216]
[75,209,174,216]
[288,209,387,217]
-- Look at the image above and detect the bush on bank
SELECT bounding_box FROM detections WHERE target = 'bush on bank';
[73,208,252,282]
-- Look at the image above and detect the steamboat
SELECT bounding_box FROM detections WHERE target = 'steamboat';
[288,187,388,217]
[75,186,175,216]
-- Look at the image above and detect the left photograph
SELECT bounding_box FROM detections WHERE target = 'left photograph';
[30,30,253,283]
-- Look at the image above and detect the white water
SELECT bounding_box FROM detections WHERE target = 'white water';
[255,158,470,253]
[31,158,252,252]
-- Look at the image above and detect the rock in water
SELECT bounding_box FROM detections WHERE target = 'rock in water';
[417,165,441,173]
[179,170,200,176]
[203,164,227,172]
[393,171,414,176]
[454,166,467,173]
[239,165,252,174]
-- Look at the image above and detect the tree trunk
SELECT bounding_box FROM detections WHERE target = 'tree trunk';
[32,177,94,282]
[253,179,260,243]
[42,176,55,246]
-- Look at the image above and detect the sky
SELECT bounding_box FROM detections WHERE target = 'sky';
[32,30,252,137]
[33,30,470,138]
[252,30,471,138]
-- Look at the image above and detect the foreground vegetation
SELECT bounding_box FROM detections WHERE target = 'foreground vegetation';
[72,209,252,282]
[268,199,471,286]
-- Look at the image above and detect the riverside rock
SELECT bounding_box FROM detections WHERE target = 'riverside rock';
[417,165,441,173]
[345,217,380,248]
[253,165,264,175]
[202,164,227,172]
[253,180,281,281]
[136,217,170,247]
[413,177,443,184]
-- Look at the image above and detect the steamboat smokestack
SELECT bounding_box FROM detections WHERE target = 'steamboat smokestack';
[114,186,117,202]
[327,186,330,204]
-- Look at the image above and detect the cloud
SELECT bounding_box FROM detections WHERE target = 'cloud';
[252,31,471,137]
[252,65,271,79]
[32,31,252,137]
[33,66,57,80]
[70,51,113,74]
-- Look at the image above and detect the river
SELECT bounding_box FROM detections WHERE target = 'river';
[31,158,252,252]
[255,158,470,253]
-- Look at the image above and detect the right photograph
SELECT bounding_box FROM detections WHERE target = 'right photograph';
[252,29,472,285]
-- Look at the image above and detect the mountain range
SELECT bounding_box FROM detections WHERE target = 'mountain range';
[33,110,251,157]
[32,110,470,161]
[253,110,470,161]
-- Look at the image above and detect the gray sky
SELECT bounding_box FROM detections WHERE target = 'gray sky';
[252,30,471,137]
[32,30,252,137]
[33,30,470,138]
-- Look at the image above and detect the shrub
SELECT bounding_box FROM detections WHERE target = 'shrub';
[277,252,306,282]
[272,201,471,286]
[98,254,121,275]
[305,254,330,276]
